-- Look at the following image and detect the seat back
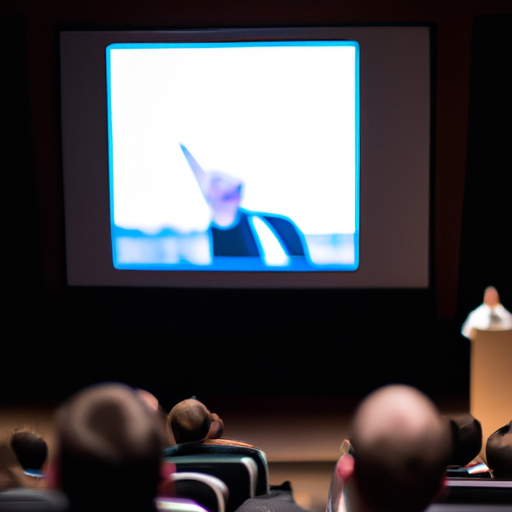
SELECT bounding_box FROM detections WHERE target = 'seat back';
[427,504,512,512]
[437,479,512,504]
[170,472,228,512]
[156,497,210,512]
[0,489,68,512]
[446,464,491,478]
[167,455,258,512]
[164,441,269,496]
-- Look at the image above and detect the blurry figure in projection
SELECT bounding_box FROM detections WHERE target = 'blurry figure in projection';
[326,385,451,512]
[180,144,309,266]
[461,286,512,338]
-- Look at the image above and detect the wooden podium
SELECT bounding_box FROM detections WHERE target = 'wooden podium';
[470,328,512,457]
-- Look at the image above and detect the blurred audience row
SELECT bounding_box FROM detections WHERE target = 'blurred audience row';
[0,383,511,512]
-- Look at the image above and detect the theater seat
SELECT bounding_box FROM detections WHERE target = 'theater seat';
[436,479,512,505]
[427,504,512,512]
[0,489,68,512]
[164,440,269,496]
[165,455,258,512]
[156,497,210,512]
[170,472,228,512]
[446,464,491,478]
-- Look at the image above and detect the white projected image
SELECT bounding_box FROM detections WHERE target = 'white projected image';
[107,41,359,271]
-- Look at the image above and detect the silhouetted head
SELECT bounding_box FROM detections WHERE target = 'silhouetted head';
[167,399,224,444]
[333,385,451,512]
[483,286,500,308]
[54,383,167,512]
[447,414,482,466]
[486,421,512,479]
[10,429,48,471]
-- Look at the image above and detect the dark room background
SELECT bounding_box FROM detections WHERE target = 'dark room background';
[2,1,512,409]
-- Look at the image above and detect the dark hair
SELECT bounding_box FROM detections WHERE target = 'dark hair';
[10,429,48,471]
[168,399,211,444]
[486,421,512,479]
[55,383,167,512]
[448,414,482,466]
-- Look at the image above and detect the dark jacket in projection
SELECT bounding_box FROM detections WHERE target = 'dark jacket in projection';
[211,210,307,258]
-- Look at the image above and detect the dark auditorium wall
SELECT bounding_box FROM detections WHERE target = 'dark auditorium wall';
[458,14,512,322]
[2,1,512,406]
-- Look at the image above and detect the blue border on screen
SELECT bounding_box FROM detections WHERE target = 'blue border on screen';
[106,40,360,272]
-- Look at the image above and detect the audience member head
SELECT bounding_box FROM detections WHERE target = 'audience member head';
[486,421,512,479]
[53,382,167,512]
[331,385,451,512]
[137,389,160,412]
[167,399,224,444]
[10,429,48,471]
[447,414,482,466]
[483,286,500,308]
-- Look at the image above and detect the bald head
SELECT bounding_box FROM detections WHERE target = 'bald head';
[55,383,167,510]
[349,385,451,512]
[484,286,500,307]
